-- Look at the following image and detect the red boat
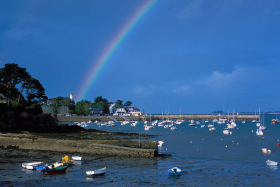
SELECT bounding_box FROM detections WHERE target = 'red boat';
[277,143,280,146]
[271,119,279,124]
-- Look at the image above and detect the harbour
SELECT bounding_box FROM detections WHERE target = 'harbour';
[1,114,280,186]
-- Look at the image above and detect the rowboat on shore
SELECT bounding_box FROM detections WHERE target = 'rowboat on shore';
[72,156,82,161]
[41,166,68,174]
[86,167,106,176]
[22,162,42,169]
[54,160,74,167]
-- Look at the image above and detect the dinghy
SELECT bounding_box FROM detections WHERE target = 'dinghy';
[86,167,106,176]
[266,159,278,166]
[158,141,164,147]
[72,156,82,161]
[41,166,68,174]
[22,162,42,169]
[168,167,181,176]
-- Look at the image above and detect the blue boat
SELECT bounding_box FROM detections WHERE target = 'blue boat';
[168,167,181,176]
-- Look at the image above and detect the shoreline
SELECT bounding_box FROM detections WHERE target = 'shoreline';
[0,131,159,158]
[57,114,259,122]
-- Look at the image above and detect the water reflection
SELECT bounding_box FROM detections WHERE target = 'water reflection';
[268,166,278,170]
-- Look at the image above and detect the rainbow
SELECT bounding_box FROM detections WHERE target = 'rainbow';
[77,0,158,101]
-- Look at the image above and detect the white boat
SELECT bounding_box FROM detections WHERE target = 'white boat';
[131,122,137,127]
[170,126,177,130]
[72,156,82,161]
[223,129,232,134]
[201,125,205,128]
[86,167,106,176]
[266,159,278,166]
[256,129,263,135]
[242,121,245,123]
[209,127,215,131]
[22,162,42,169]
[158,141,164,147]
[168,167,181,176]
[262,148,271,153]
[259,126,266,130]
[189,123,195,126]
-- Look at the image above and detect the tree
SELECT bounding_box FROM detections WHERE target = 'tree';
[124,101,132,107]
[24,78,47,105]
[92,96,109,113]
[116,100,123,106]
[0,63,47,107]
[0,63,23,106]
[62,97,75,110]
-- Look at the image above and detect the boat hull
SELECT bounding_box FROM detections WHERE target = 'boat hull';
[41,166,68,174]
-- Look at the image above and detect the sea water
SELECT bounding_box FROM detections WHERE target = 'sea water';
[1,115,280,186]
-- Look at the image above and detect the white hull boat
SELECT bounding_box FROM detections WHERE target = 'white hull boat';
[158,141,164,147]
[86,167,106,176]
[223,130,232,134]
[256,129,263,135]
[72,156,82,161]
[266,159,278,166]
[22,162,42,169]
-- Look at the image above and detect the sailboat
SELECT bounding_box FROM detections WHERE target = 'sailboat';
[175,108,185,125]
[189,113,194,125]
[256,107,261,127]
[271,115,279,124]
[259,113,267,130]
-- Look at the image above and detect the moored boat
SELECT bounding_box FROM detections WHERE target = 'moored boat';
[86,167,106,176]
[266,159,278,166]
[158,141,164,147]
[41,166,68,174]
[271,119,279,124]
[72,156,82,161]
[168,167,181,176]
[22,162,42,169]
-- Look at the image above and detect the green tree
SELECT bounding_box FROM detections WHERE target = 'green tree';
[116,100,123,106]
[92,96,109,113]
[0,63,23,106]
[124,101,132,107]
[62,97,75,110]
[24,78,47,105]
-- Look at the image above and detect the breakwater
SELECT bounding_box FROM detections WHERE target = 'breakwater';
[58,114,258,122]
[0,133,158,158]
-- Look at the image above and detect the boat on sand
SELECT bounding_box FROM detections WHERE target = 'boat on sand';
[86,167,106,176]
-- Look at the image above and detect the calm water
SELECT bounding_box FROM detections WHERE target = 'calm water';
[1,115,280,186]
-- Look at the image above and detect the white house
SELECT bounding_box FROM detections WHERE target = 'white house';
[126,107,142,116]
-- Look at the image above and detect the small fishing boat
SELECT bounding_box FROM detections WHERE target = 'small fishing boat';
[22,162,42,169]
[266,159,278,166]
[158,141,164,147]
[72,156,82,161]
[53,160,74,167]
[86,167,106,176]
[201,125,205,128]
[41,166,68,174]
[256,129,263,135]
[168,167,181,176]
[36,164,48,171]
[262,148,271,153]
[277,143,280,146]
[223,129,232,134]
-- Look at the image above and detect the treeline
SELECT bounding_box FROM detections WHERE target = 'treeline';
[0,63,133,121]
